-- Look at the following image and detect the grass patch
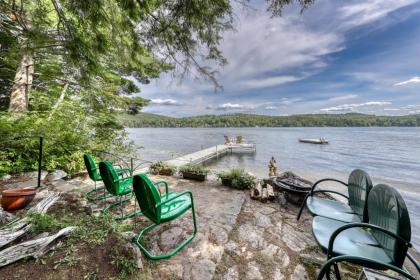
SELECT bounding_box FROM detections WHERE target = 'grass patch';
[28,211,136,245]
[21,196,147,279]
[111,252,138,279]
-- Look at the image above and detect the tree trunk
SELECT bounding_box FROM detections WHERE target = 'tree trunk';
[8,52,34,112]
[48,82,69,120]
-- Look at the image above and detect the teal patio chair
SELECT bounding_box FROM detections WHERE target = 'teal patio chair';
[84,153,130,201]
[297,169,373,223]
[98,160,142,220]
[313,184,419,280]
[132,173,197,260]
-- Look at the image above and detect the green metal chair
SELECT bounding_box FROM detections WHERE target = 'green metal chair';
[313,184,419,280]
[84,153,130,201]
[132,173,197,260]
[98,160,142,220]
[297,169,373,223]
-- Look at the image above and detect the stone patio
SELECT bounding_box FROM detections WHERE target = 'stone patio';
[46,175,328,280]
[10,173,416,280]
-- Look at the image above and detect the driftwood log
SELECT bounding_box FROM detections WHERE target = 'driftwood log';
[254,182,262,197]
[266,184,276,201]
[0,226,76,267]
[0,208,14,225]
[0,192,60,248]
[250,181,276,202]
[261,187,268,202]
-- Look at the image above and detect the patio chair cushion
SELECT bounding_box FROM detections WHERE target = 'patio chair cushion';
[159,192,192,223]
[312,216,393,265]
[307,197,362,223]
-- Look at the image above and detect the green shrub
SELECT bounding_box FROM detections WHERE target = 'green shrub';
[149,161,176,175]
[217,167,256,190]
[179,163,209,176]
[28,213,71,233]
[0,109,131,177]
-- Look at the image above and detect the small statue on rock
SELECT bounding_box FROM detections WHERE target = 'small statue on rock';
[268,157,278,177]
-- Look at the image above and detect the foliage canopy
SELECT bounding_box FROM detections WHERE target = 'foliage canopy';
[0,0,313,175]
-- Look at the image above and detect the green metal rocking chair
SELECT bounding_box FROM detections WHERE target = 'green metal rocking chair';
[98,160,142,220]
[297,169,373,223]
[132,173,197,260]
[84,153,130,201]
[313,184,419,280]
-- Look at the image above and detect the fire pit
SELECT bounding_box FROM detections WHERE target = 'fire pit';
[272,173,313,204]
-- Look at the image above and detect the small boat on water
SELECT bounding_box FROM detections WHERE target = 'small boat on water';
[299,138,329,145]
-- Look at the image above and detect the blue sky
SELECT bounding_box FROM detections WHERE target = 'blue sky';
[135,0,420,117]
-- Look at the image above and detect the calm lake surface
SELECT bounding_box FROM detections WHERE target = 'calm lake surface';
[127,127,420,249]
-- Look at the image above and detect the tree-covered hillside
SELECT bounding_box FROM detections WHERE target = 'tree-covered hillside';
[120,112,420,127]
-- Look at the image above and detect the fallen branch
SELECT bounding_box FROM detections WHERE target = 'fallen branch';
[0,226,76,267]
[0,192,60,248]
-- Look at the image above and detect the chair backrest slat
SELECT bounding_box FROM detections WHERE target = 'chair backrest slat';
[368,184,411,267]
[347,169,373,222]
[133,174,161,224]
[84,154,99,181]
[99,161,120,196]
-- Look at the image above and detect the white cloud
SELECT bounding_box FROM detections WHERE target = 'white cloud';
[401,104,420,109]
[327,94,358,101]
[220,12,344,88]
[394,76,420,86]
[136,1,420,117]
[338,0,418,28]
[216,103,257,111]
[265,106,277,110]
[384,108,400,111]
[240,76,302,89]
[149,98,181,106]
[217,103,245,110]
[321,101,391,112]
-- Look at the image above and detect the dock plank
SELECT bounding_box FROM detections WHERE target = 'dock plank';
[166,144,230,167]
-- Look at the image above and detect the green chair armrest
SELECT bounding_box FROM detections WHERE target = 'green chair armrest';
[406,252,420,273]
[311,178,348,195]
[113,176,132,183]
[311,189,349,200]
[297,189,349,220]
[115,168,131,178]
[317,255,416,280]
[326,222,412,259]
[154,180,169,196]
[155,191,193,209]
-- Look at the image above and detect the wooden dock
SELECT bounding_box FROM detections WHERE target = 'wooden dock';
[165,143,256,168]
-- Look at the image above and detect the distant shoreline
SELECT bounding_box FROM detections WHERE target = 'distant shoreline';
[119,112,420,128]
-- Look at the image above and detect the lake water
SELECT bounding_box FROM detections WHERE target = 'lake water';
[127,127,420,249]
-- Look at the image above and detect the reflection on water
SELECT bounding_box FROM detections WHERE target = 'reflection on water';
[127,127,420,249]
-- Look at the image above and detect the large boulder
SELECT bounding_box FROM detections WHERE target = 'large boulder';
[22,170,48,181]
[0,175,12,182]
[46,170,68,181]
